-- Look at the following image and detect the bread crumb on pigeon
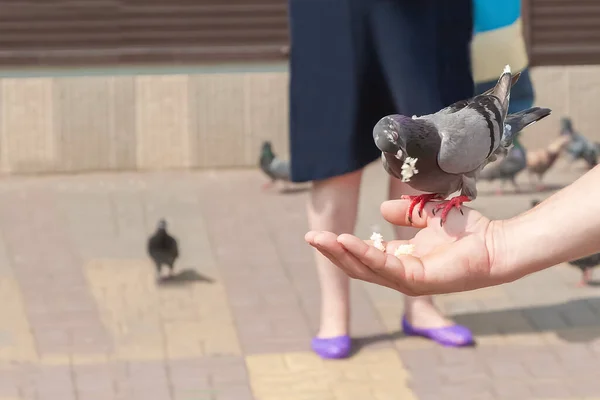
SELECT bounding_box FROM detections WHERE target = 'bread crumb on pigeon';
[370,232,385,251]
[394,244,415,257]
[400,157,419,182]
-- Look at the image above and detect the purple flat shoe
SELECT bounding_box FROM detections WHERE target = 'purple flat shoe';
[311,335,352,359]
[402,316,475,347]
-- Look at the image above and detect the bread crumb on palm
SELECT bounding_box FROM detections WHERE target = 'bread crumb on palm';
[370,232,385,251]
[394,244,415,257]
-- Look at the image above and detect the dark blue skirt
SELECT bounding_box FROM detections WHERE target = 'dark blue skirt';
[288,0,474,182]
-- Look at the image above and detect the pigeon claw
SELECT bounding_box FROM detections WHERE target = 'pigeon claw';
[261,181,274,191]
[401,193,444,223]
[578,268,593,287]
[431,195,471,227]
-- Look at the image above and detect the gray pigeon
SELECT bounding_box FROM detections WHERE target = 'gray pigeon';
[259,141,290,190]
[478,142,527,193]
[147,219,179,281]
[373,65,552,226]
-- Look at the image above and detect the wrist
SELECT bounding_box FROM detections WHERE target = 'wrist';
[489,212,550,284]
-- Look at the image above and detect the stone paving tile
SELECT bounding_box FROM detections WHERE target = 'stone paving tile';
[84,259,241,361]
[246,348,416,400]
[257,177,393,349]
[0,355,254,400]
[0,163,597,399]
[199,173,314,354]
[0,276,37,363]
[0,189,113,359]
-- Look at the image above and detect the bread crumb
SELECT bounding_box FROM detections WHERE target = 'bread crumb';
[394,244,415,257]
[370,232,385,251]
[401,157,419,182]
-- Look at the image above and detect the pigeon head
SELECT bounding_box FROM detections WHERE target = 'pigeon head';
[373,115,430,163]
[560,117,573,135]
[261,141,273,155]
[157,219,167,231]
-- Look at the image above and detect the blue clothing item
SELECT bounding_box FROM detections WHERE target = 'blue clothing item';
[288,0,474,183]
[472,0,534,113]
[473,0,521,34]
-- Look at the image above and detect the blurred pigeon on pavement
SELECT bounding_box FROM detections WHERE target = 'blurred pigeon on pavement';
[147,219,179,281]
[259,141,291,190]
[479,138,527,194]
[560,117,598,169]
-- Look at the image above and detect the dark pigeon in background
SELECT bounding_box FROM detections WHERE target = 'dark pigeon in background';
[560,117,598,169]
[479,143,527,194]
[259,140,291,190]
[147,219,179,282]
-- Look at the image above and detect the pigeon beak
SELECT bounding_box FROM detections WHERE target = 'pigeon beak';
[394,149,403,160]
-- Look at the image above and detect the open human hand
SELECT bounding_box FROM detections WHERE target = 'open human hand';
[305,199,509,296]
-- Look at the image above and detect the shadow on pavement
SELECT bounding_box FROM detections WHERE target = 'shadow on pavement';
[157,269,215,287]
[450,297,600,343]
[348,297,600,354]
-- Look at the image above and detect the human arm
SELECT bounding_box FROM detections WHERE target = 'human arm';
[499,163,600,282]
[305,165,600,295]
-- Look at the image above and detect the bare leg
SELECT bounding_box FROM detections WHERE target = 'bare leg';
[388,178,454,328]
[536,174,546,191]
[511,178,520,193]
[154,261,162,282]
[527,171,535,187]
[261,180,274,190]
[308,169,363,338]
[577,268,592,287]
[495,180,504,196]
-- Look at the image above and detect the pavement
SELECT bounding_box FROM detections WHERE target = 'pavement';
[0,159,599,400]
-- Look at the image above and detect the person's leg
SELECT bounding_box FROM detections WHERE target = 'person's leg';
[288,0,383,358]
[389,177,474,346]
[308,169,363,358]
[388,178,452,327]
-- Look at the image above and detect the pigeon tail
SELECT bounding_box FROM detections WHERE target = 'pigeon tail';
[491,65,513,121]
[504,107,552,140]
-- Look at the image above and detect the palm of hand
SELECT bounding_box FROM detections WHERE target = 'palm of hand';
[306,200,497,296]
[383,206,493,294]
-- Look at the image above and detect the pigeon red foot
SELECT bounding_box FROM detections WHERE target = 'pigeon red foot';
[401,193,445,223]
[431,195,471,227]
[261,181,274,190]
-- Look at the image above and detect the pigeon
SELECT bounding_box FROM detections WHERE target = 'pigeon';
[526,134,571,191]
[147,219,179,281]
[373,65,552,226]
[259,141,291,190]
[560,117,598,169]
[529,200,599,286]
[479,139,527,194]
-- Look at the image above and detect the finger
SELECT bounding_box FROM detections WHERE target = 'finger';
[305,230,321,244]
[338,234,426,296]
[336,234,414,291]
[312,233,399,290]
